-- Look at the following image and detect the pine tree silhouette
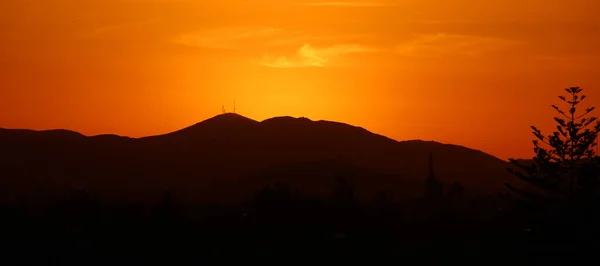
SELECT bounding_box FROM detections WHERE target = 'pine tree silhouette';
[507,87,600,203]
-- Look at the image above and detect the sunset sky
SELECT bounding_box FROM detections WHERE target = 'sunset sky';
[1,0,599,159]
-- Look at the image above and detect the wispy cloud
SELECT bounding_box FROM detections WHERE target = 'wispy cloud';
[173,26,382,67]
[174,26,372,50]
[265,33,371,47]
[293,1,394,7]
[173,26,283,50]
[79,20,156,39]
[260,43,380,68]
[394,33,520,58]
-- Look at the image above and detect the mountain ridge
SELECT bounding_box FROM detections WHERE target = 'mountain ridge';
[0,113,518,203]
[0,113,504,161]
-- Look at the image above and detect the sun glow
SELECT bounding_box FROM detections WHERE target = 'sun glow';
[1,0,599,159]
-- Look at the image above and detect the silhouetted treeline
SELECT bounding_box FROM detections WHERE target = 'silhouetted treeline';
[1,88,599,264]
[2,175,599,265]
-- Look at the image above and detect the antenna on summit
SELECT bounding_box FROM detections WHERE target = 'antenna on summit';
[233,100,236,114]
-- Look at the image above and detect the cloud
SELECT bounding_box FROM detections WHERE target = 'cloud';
[394,33,520,58]
[293,1,394,7]
[174,26,373,50]
[260,43,380,68]
[173,26,283,50]
[173,26,382,67]
[79,20,157,39]
[265,33,371,47]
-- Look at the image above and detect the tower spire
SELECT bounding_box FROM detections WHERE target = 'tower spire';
[428,151,435,179]
[425,151,442,200]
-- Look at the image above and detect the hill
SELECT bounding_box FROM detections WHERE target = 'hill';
[0,113,519,204]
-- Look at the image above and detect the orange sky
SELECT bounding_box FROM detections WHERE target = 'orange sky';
[1,0,599,159]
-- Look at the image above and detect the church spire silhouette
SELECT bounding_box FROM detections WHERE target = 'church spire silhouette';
[428,152,435,179]
[425,151,443,200]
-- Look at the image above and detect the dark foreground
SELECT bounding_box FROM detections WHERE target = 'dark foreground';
[1,191,599,265]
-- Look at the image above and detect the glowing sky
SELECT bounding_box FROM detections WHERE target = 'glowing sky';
[1,0,599,159]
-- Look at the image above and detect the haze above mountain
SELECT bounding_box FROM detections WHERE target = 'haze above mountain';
[0,113,520,203]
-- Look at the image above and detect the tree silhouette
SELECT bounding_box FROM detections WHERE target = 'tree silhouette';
[155,191,180,224]
[254,183,294,207]
[446,181,465,201]
[507,87,600,203]
[332,175,355,207]
[375,189,390,205]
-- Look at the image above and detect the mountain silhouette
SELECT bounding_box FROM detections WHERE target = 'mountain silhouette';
[0,113,519,204]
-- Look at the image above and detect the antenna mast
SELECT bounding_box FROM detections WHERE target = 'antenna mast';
[233,100,236,114]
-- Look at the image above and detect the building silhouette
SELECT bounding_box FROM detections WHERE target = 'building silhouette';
[425,152,443,200]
